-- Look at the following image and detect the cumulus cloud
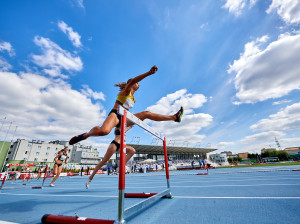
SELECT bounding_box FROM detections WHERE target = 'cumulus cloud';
[215,141,235,150]
[0,71,105,142]
[251,102,300,131]
[32,36,83,78]
[58,21,82,48]
[267,0,300,24]
[146,89,207,115]
[0,40,15,71]
[0,40,15,57]
[145,89,213,143]
[81,85,105,101]
[0,57,12,72]
[272,99,292,105]
[228,33,300,104]
[222,0,258,16]
[241,131,285,144]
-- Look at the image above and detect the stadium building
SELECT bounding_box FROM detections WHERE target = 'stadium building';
[122,143,217,161]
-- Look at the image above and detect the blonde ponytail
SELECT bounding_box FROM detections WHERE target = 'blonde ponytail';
[114,82,127,90]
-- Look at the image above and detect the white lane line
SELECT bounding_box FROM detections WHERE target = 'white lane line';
[174,196,300,199]
[0,192,118,198]
[1,192,300,200]
[171,183,300,188]
[0,221,20,224]
[2,182,299,191]
[51,177,300,187]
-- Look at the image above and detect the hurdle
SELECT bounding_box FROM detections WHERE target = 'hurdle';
[197,166,209,175]
[42,106,172,224]
[0,163,48,190]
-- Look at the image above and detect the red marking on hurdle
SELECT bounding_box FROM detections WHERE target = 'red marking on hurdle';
[197,173,208,175]
[41,214,114,224]
[292,169,300,171]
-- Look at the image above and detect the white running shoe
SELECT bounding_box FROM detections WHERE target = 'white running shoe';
[49,183,55,187]
[85,179,91,189]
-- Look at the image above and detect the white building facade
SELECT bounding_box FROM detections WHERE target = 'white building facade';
[70,144,100,165]
[5,139,100,165]
[208,153,229,166]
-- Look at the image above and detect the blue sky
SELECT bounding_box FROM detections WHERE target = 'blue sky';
[0,0,300,156]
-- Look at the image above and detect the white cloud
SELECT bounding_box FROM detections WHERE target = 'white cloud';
[146,89,207,115]
[222,0,258,16]
[58,21,82,48]
[215,141,235,150]
[0,40,15,57]
[272,99,292,105]
[81,85,105,101]
[145,89,213,143]
[251,102,300,131]
[228,33,300,104]
[32,36,83,78]
[241,131,285,144]
[267,0,300,24]
[0,57,12,71]
[0,71,106,142]
[75,0,84,9]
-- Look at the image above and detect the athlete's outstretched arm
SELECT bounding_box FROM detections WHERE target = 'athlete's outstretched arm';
[126,65,158,90]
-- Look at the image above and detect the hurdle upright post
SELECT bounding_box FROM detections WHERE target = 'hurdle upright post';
[0,164,10,190]
[117,109,127,224]
[163,138,171,191]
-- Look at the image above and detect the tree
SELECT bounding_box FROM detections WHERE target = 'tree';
[228,157,233,164]
[277,151,290,161]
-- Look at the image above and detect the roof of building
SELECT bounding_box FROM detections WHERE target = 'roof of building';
[127,144,217,154]
[284,147,300,151]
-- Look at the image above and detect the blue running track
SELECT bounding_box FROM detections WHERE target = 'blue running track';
[1,165,300,224]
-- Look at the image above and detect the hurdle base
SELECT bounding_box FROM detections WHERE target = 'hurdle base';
[32,186,42,189]
[124,193,172,198]
[41,214,115,224]
[197,173,208,175]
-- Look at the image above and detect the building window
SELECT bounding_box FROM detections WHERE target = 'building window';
[68,150,71,153]
[47,147,50,150]
[38,146,41,149]
[36,152,40,156]
[23,158,27,161]
[46,152,49,156]
[25,151,28,154]
[27,144,31,148]
[8,151,11,154]
[34,158,38,161]
[56,148,58,151]
[44,159,47,162]
[54,153,57,156]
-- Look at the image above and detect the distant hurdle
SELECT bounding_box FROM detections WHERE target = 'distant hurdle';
[42,106,172,224]
[0,163,48,190]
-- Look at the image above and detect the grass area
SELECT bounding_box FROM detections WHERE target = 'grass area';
[219,161,300,169]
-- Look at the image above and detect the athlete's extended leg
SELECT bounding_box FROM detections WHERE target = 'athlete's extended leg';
[85,143,118,189]
[125,146,136,163]
[69,113,119,145]
[50,165,62,187]
[127,107,184,126]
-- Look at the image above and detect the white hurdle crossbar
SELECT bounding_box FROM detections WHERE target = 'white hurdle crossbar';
[116,106,172,223]
[118,106,164,141]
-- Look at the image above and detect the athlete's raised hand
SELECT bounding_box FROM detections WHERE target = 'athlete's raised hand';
[149,65,158,74]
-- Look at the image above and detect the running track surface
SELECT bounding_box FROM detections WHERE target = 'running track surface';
[1,165,300,224]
